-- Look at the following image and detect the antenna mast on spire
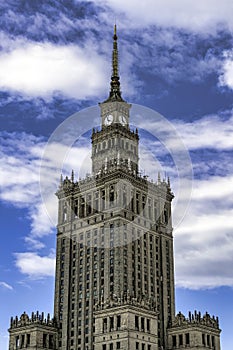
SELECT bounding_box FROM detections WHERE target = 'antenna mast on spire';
[105,25,125,102]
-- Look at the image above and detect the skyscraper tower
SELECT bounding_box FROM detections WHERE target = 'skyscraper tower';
[54,25,175,350]
[8,26,221,350]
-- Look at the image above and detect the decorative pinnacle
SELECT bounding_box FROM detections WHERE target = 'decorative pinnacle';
[104,25,125,102]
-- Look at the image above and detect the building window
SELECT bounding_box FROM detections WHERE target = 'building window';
[110,316,114,331]
[212,336,215,347]
[116,342,120,349]
[141,317,145,332]
[117,315,121,329]
[43,334,47,348]
[26,334,30,346]
[102,345,106,350]
[179,334,183,346]
[103,318,107,333]
[185,333,190,345]
[147,319,150,332]
[135,315,139,330]
[19,335,24,349]
[110,186,115,204]
[172,335,176,347]
[136,193,140,214]
[14,336,18,349]
[136,342,139,350]
[63,203,67,222]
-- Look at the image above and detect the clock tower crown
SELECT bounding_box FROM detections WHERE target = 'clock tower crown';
[100,25,131,128]
[92,25,138,175]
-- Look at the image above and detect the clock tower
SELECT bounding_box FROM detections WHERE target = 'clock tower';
[92,25,139,175]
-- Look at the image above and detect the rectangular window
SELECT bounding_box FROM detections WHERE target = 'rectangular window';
[202,334,205,345]
[141,317,145,331]
[179,334,183,346]
[110,316,114,330]
[16,336,20,349]
[135,315,139,330]
[212,336,215,347]
[74,199,78,217]
[26,334,30,346]
[101,190,105,210]
[147,319,150,332]
[20,335,25,349]
[136,342,139,350]
[185,333,190,345]
[136,193,140,214]
[49,335,54,349]
[110,186,115,203]
[172,335,176,347]
[43,334,47,348]
[116,342,120,349]
[103,318,107,333]
[117,315,121,329]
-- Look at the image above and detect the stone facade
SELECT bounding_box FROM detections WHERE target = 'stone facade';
[167,311,221,350]
[53,25,175,350]
[8,312,57,350]
[94,293,158,350]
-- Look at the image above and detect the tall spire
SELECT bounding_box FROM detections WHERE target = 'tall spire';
[105,25,125,102]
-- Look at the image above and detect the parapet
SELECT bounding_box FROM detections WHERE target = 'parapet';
[10,311,56,329]
[171,310,220,329]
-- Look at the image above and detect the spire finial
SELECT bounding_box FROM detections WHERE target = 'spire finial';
[104,25,125,103]
[112,24,119,79]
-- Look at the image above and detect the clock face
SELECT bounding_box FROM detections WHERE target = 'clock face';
[104,114,113,125]
[119,115,127,125]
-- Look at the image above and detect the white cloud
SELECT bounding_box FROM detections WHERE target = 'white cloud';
[172,114,233,151]
[136,111,233,154]
[0,39,108,99]
[174,175,233,289]
[0,131,91,243]
[191,176,233,202]
[14,252,55,279]
[97,0,233,32]
[0,281,13,290]
[126,28,223,85]
[219,50,233,90]
[134,109,233,289]
[24,237,45,250]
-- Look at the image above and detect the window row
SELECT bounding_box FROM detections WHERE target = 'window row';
[172,333,190,347]
[15,334,30,349]
[136,342,151,350]
[102,342,121,350]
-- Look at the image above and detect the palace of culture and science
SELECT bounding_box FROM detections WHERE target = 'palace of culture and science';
[8,26,221,350]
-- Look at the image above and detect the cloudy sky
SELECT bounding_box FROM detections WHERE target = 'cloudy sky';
[0,0,233,348]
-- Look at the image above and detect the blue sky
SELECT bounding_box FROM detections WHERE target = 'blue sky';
[0,0,233,348]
